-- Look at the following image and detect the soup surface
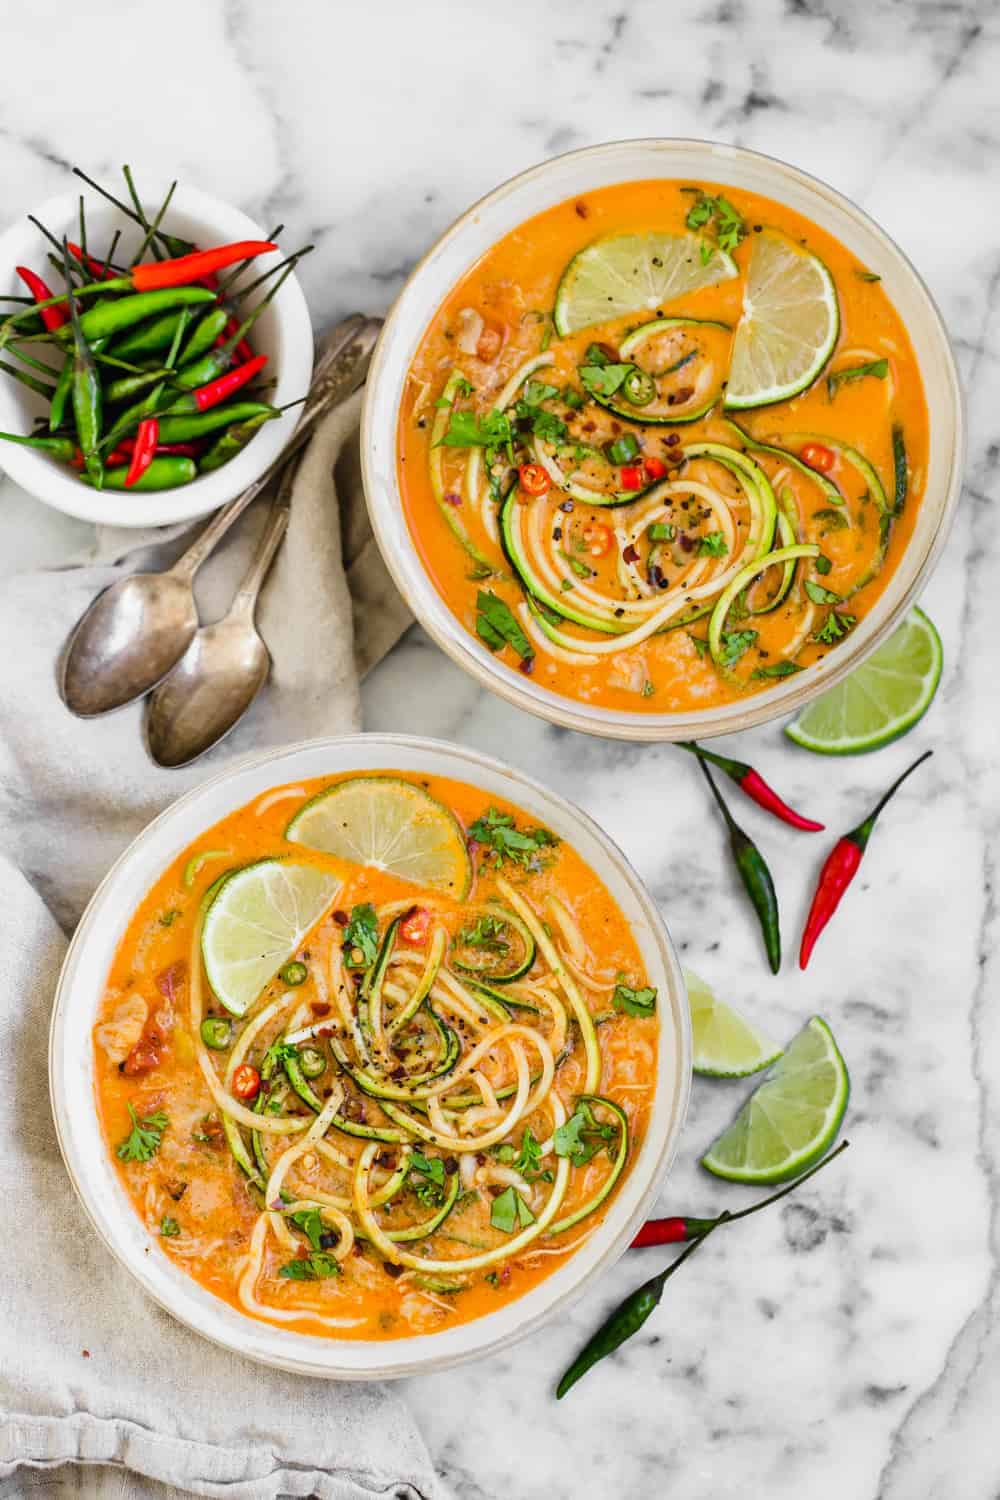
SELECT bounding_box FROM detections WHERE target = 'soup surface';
[397,178,928,714]
[94,772,659,1340]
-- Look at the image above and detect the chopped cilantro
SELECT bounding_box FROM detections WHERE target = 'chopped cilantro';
[612,983,657,1018]
[554,1101,617,1166]
[116,1105,168,1164]
[490,1186,535,1234]
[719,629,758,668]
[751,660,804,680]
[813,610,857,645]
[409,1153,447,1208]
[475,590,534,663]
[826,358,888,400]
[804,580,842,606]
[278,1252,341,1280]
[160,1216,180,1238]
[342,903,378,968]
[685,191,746,255]
[697,531,728,557]
[468,807,558,870]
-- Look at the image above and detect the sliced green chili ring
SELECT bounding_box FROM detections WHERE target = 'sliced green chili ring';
[280,961,308,987]
[621,367,656,406]
[200,1017,232,1050]
[450,902,536,985]
[298,1045,327,1079]
[546,1096,628,1237]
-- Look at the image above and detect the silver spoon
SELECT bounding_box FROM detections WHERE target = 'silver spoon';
[143,471,294,767]
[59,313,382,717]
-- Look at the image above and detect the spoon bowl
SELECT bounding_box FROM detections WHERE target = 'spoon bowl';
[144,615,271,767]
[60,570,199,717]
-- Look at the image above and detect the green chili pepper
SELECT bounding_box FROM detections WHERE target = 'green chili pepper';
[45,287,215,348]
[197,410,276,472]
[62,245,103,487]
[298,1046,326,1079]
[0,430,76,461]
[697,759,781,973]
[111,311,188,359]
[171,256,302,392]
[200,1017,232,1050]
[156,402,279,444]
[79,455,196,491]
[48,356,74,432]
[279,961,308,986]
[105,367,171,404]
[178,307,229,367]
[100,312,192,451]
[556,1215,730,1398]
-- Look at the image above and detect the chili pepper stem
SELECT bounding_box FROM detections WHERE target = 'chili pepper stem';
[677,739,746,780]
[850,749,933,851]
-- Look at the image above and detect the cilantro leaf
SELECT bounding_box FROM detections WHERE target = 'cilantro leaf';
[688,632,710,659]
[580,363,633,398]
[612,983,657,1018]
[278,1252,341,1280]
[409,1152,447,1208]
[553,1102,617,1166]
[751,661,804,680]
[516,1128,544,1180]
[804,580,842,606]
[290,1207,326,1251]
[468,807,558,870]
[116,1104,168,1163]
[436,408,513,459]
[826,358,889,400]
[813,610,857,645]
[719,629,758,668]
[475,590,534,663]
[684,192,746,255]
[458,913,510,953]
[343,903,378,969]
[490,1186,535,1234]
[697,531,728,557]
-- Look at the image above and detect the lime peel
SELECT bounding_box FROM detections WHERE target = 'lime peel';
[685,967,783,1078]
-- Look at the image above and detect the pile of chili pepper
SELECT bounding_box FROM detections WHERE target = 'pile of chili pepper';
[680,740,932,973]
[0,166,313,492]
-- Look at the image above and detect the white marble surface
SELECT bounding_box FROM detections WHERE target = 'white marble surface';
[3,1,999,1496]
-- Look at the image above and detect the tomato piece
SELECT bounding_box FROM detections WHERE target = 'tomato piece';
[620,465,643,491]
[582,522,612,558]
[399,907,431,946]
[643,456,667,480]
[518,462,550,497]
[800,442,835,473]
[232,1063,261,1101]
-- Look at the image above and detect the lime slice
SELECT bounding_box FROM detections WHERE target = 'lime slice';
[553,233,737,336]
[285,776,472,898]
[724,231,839,409]
[702,1016,849,1184]
[786,607,942,754]
[685,967,783,1078]
[201,860,342,1017]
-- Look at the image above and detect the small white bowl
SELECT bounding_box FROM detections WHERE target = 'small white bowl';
[362,139,965,742]
[0,182,313,528]
[49,733,691,1380]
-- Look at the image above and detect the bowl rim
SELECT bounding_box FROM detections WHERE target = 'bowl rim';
[361,136,965,742]
[0,180,314,528]
[48,731,692,1380]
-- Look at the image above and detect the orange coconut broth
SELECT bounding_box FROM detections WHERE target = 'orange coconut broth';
[93,773,657,1341]
[397,178,928,713]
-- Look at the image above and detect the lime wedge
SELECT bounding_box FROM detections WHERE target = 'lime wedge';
[786,607,942,755]
[201,860,341,1017]
[285,776,472,898]
[553,233,737,336]
[724,231,839,408]
[702,1016,849,1184]
[685,967,783,1078]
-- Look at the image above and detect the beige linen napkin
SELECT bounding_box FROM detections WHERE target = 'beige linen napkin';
[0,377,450,1500]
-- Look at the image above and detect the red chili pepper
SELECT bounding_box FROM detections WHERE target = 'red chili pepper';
[800,441,835,473]
[799,750,932,968]
[15,266,67,331]
[67,241,120,282]
[124,418,159,488]
[106,446,131,467]
[678,741,824,832]
[643,456,667,480]
[399,907,432,946]
[518,462,550,497]
[232,1063,261,1101]
[630,1141,851,1250]
[192,353,267,411]
[620,465,643,491]
[120,438,200,458]
[130,241,277,293]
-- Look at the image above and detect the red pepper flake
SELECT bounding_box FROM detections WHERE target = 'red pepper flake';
[575,201,590,219]
[622,543,640,564]
[443,491,462,507]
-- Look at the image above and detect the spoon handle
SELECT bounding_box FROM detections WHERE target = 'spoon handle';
[229,481,294,620]
[170,313,382,583]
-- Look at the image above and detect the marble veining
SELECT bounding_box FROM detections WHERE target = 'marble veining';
[1,1,999,1496]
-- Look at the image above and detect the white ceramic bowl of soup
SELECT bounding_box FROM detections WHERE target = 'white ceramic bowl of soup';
[49,733,691,1380]
[361,138,964,742]
[0,183,313,528]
